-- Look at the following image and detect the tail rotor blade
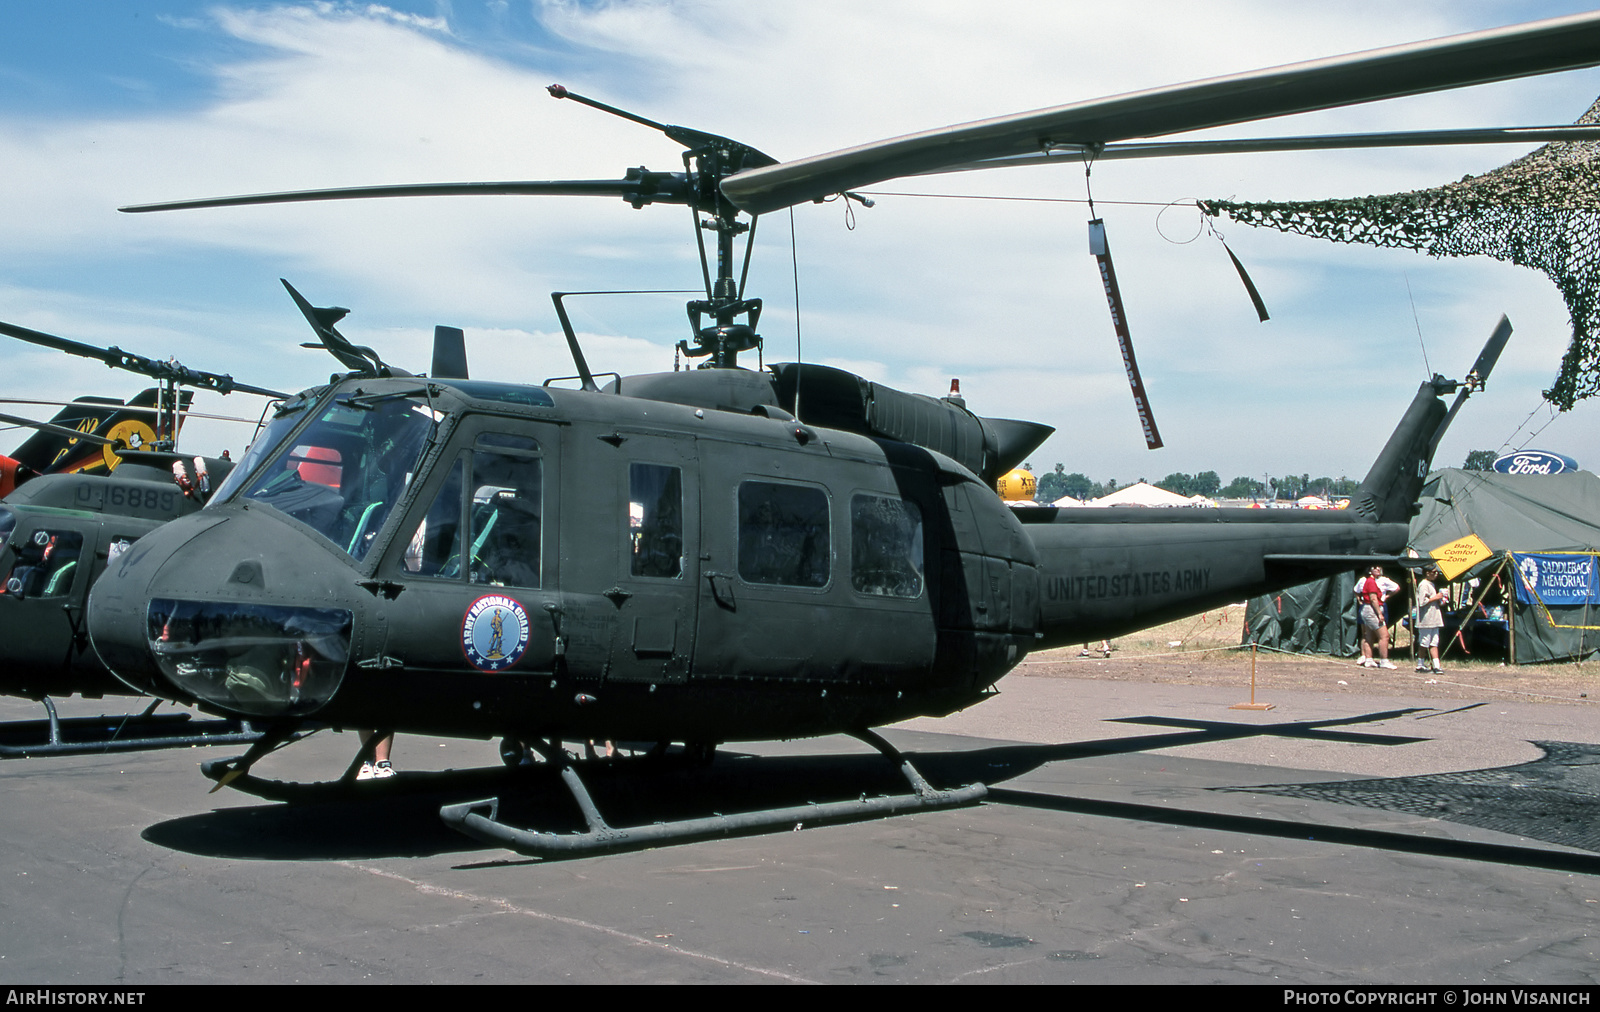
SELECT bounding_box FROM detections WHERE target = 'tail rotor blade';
[1430,315,1513,457]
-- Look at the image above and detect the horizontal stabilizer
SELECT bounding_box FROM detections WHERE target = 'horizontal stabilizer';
[1263,553,1428,571]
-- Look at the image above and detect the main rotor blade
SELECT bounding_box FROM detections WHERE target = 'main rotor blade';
[0,399,260,425]
[721,11,1600,214]
[921,125,1600,174]
[0,319,286,398]
[119,177,689,214]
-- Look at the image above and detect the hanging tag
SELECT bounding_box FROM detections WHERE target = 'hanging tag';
[1221,239,1270,322]
[1088,219,1108,256]
[1088,218,1163,450]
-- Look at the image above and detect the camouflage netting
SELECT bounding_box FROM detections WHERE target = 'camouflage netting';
[1205,97,1600,410]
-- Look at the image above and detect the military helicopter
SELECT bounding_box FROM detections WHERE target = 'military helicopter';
[0,388,192,496]
[0,321,285,756]
[82,12,1597,854]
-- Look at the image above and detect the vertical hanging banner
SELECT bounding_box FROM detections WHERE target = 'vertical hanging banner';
[1089,219,1163,449]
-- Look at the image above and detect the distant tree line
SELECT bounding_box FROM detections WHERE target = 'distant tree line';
[1029,449,1504,503]
[1030,463,1360,503]
[1462,449,1495,471]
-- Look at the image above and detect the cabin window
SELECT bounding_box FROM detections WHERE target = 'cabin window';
[403,435,542,589]
[850,494,924,599]
[1,529,84,600]
[469,445,542,588]
[405,455,465,577]
[737,480,830,588]
[630,464,683,579]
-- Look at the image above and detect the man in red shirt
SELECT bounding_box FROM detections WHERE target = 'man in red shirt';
[1355,566,1397,669]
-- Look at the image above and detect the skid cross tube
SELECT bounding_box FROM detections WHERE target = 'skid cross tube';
[439,729,987,857]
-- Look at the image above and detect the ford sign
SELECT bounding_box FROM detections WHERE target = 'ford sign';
[1492,450,1579,475]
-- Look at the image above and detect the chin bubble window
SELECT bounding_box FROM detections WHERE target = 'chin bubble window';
[146,599,352,717]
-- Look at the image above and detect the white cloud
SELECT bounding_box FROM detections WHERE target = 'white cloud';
[0,0,1597,479]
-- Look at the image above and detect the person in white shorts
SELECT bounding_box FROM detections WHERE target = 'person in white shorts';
[1415,566,1449,673]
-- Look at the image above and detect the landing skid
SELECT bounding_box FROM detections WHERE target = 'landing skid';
[200,722,373,799]
[199,754,515,803]
[0,696,263,758]
[439,728,988,857]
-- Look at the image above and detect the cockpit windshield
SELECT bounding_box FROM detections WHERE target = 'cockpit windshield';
[212,403,310,505]
[230,395,439,561]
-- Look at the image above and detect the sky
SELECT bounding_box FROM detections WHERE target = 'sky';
[1,1,1599,487]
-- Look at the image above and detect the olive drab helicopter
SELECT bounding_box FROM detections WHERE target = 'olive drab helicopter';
[81,12,1600,855]
[0,321,287,756]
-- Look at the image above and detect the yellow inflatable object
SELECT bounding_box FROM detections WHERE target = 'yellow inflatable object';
[996,468,1037,501]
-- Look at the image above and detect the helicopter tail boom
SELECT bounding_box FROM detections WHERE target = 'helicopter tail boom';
[1020,506,1408,648]
[1018,321,1504,646]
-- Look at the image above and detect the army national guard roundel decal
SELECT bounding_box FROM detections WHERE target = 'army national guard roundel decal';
[461,594,531,672]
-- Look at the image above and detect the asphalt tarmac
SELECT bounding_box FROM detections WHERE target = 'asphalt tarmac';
[0,676,1596,985]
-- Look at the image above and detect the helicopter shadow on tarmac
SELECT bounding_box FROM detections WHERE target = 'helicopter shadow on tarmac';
[140,747,966,863]
[141,741,1004,863]
[134,704,1600,870]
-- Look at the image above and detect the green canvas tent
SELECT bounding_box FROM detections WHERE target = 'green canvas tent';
[1244,469,1600,664]
[1243,574,1358,657]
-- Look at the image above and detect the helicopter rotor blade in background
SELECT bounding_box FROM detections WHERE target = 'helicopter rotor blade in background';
[0,399,258,425]
[0,319,286,399]
[719,11,1600,214]
[0,411,122,448]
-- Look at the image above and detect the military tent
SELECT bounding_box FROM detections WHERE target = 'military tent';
[1244,469,1600,664]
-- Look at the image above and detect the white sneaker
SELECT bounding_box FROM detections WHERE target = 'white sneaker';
[1377,659,1396,669]
[372,760,396,779]
[1357,658,1373,667]
[355,762,376,781]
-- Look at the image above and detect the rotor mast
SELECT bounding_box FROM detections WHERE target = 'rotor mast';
[548,86,765,369]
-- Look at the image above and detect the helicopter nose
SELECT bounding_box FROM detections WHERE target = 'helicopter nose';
[88,509,356,717]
